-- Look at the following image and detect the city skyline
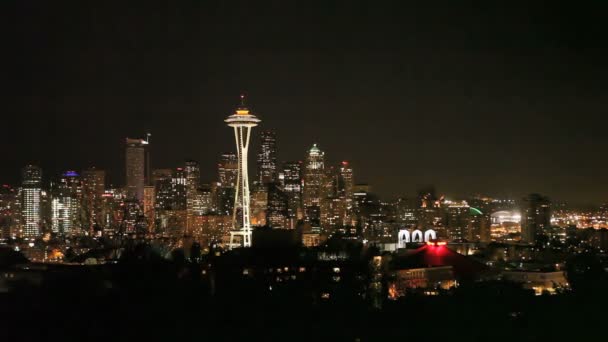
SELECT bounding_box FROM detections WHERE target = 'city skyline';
[3,2,608,205]
[2,3,608,340]
[1,114,605,207]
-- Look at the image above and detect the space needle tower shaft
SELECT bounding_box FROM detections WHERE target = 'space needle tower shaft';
[225,95,260,248]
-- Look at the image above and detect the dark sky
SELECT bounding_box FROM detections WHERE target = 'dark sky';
[2,1,607,204]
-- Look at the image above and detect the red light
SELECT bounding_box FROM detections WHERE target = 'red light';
[426,241,447,247]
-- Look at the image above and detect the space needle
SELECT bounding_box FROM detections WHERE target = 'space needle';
[225,95,260,248]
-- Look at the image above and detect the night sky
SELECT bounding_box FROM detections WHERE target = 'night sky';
[2,1,607,205]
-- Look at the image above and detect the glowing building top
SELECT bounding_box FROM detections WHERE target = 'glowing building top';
[225,95,261,127]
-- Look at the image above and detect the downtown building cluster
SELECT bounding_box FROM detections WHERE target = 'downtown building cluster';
[3,100,608,302]
[0,100,601,255]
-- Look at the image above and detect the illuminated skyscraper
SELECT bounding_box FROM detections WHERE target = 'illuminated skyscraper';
[51,173,77,235]
[82,167,105,231]
[184,160,201,232]
[125,137,149,202]
[0,185,19,238]
[225,95,260,248]
[521,193,551,244]
[218,152,238,188]
[257,130,277,185]
[21,165,42,237]
[303,144,325,207]
[193,185,213,215]
[303,144,325,228]
[249,183,268,226]
[445,201,470,241]
[337,161,355,225]
[143,185,155,230]
[172,168,187,210]
[338,161,354,199]
[152,169,173,210]
[282,161,303,220]
[267,183,288,228]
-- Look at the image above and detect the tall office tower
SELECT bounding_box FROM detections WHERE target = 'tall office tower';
[21,165,42,238]
[172,168,187,210]
[185,160,201,194]
[193,185,213,215]
[445,201,471,241]
[303,144,325,207]
[303,144,325,229]
[323,165,338,198]
[51,174,76,235]
[143,185,155,231]
[184,160,201,232]
[152,169,173,210]
[61,171,83,232]
[0,185,20,238]
[81,167,105,231]
[120,199,146,235]
[521,193,551,244]
[250,184,268,226]
[337,161,355,224]
[267,183,288,228]
[216,187,235,216]
[394,197,419,227]
[282,161,303,220]
[257,130,277,185]
[320,196,346,232]
[125,137,149,202]
[99,191,115,233]
[216,154,237,217]
[352,189,382,239]
[338,161,354,199]
[218,152,238,188]
[468,209,491,242]
[225,95,260,248]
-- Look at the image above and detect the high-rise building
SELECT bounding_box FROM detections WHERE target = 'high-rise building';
[303,144,325,230]
[225,95,260,247]
[250,184,268,227]
[193,185,213,215]
[99,188,122,234]
[445,201,470,241]
[125,137,149,202]
[468,209,491,242]
[152,169,173,211]
[185,160,200,232]
[171,168,187,210]
[521,193,551,244]
[303,144,325,208]
[82,167,105,231]
[394,197,418,228]
[21,165,42,238]
[143,185,155,229]
[257,130,277,185]
[0,185,20,238]
[120,199,146,235]
[51,173,77,235]
[218,152,238,188]
[337,161,355,225]
[282,161,303,220]
[320,196,347,232]
[266,183,288,228]
[185,160,201,196]
[338,161,354,198]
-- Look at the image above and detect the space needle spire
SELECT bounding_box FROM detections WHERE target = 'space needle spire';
[225,94,260,248]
